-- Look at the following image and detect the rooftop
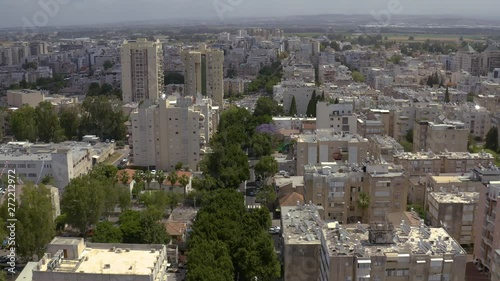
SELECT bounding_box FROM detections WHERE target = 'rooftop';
[282,204,325,245]
[428,191,479,204]
[323,221,466,258]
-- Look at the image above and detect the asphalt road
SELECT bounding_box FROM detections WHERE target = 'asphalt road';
[112,145,130,167]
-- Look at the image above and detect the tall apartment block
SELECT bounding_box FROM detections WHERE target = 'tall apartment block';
[281,204,467,281]
[474,181,500,275]
[129,96,218,171]
[182,44,224,106]
[121,38,163,103]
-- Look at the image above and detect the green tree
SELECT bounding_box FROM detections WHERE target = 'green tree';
[92,221,122,243]
[140,208,170,244]
[254,97,283,117]
[35,101,65,143]
[118,170,129,185]
[154,170,166,189]
[16,183,55,260]
[251,132,274,158]
[334,97,339,104]
[164,72,185,85]
[117,185,131,211]
[485,127,499,152]
[357,192,370,223]
[306,90,317,117]
[444,86,450,103]
[167,171,178,192]
[352,71,365,82]
[320,91,325,101]
[175,162,183,171]
[41,175,55,185]
[254,156,279,182]
[119,210,142,243]
[187,240,234,281]
[143,170,154,190]
[179,174,190,198]
[54,214,67,234]
[61,175,106,235]
[80,96,127,140]
[256,185,277,206]
[288,96,297,116]
[59,105,81,140]
[103,60,114,71]
[10,105,37,142]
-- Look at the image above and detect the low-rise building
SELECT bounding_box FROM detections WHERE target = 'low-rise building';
[413,121,468,153]
[427,190,479,245]
[368,135,404,162]
[7,89,44,108]
[27,237,168,281]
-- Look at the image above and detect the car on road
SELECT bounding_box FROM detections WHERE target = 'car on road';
[268,226,281,234]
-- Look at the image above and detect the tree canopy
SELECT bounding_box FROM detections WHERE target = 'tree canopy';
[485,127,499,152]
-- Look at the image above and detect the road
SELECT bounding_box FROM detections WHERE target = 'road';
[111,145,130,167]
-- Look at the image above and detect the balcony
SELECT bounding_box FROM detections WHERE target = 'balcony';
[487,215,495,224]
[484,237,493,247]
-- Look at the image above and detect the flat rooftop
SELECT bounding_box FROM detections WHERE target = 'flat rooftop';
[282,205,324,245]
[428,191,479,204]
[323,222,466,258]
[431,176,465,184]
[39,246,164,276]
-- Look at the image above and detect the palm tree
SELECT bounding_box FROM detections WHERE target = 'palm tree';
[119,171,129,185]
[144,170,154,190]
[357,192,370,223]
[154,170,166,190]
[132,170,144,193]
[178,175,190,198]
[167,171,178,192]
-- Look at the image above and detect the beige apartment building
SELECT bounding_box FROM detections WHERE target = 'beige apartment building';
[474,181,500,275]
[393,151,494,176]
[129,96,216,171]
[6,89,44,108]
[368,135,404,163]
[294,131,369,176]
[121,38,163,103]
[281,205,467,281]
[413,121,468,153]
[427,190,478,245]
[182,44,224,105]
[302,162,406,223]
[27,237,168,281]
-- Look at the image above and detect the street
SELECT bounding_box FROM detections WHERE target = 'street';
[111,145,130,167]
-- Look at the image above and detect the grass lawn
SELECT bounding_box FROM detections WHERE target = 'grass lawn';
[103,152,122,165]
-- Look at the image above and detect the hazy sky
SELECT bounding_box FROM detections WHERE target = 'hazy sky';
[1,0,499,28]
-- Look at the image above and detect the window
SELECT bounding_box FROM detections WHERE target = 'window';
[28,173,37,178]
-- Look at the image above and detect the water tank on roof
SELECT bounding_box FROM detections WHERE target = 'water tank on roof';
[322,166,332,175]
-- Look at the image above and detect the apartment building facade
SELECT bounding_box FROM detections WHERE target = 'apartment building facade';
[316,102,357,134]
[413,121,468,153]
[121,38,163,103]
[182,44,224,105]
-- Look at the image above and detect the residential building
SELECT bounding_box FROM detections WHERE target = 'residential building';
[316,102,357,134]
[481,45,500,75]
[474,181,500,275]
[182,44,224,105]
[281,204,468,281]
[413,121,468,153]
[368,135,404,163]
[319,221,467,281]
[7,89,44,108]
[427,190,479,245]
[27,237,168,281]
[274,81,318,116]
[121,38,163,103]
[0,140,114,192]
[453,44,480,76]
[294,131,369,176]
[129,96,215,171]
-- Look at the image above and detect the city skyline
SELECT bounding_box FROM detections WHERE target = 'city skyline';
[1,0,500,28]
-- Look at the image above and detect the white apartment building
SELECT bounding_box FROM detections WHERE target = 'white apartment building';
[0,140,114,192]
[453,44,480,76]
[27,237,168,281]
[316,102,357,134]
[129,96,217,171]
[182,44,224,105]
[451,70,480,94]
[445,104,491,139]
[121,38,163,103]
